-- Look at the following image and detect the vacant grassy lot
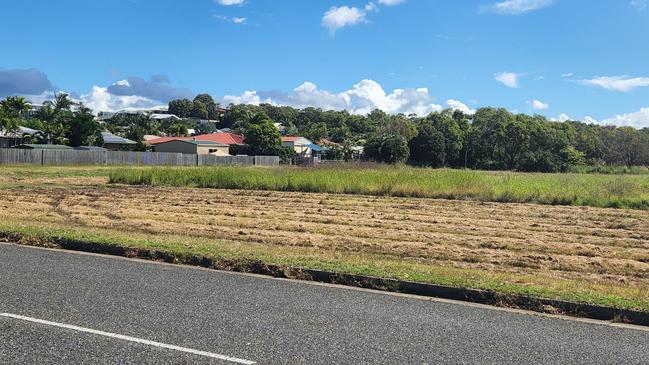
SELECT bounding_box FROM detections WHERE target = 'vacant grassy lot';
[109,166,649,210]
[0,167,647,311]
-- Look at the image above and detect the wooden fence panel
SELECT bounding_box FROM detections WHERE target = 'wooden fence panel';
[254,156,280,166]
[0,149,42,165]
[0,148,278,167]
[42,150,106,165]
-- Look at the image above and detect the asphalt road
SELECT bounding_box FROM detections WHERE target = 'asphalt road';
[1,243,648,364]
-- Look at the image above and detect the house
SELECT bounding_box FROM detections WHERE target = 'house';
[282,136,323,159]
[0,126,44,148]
[150,113,181,121]
[101,132,137,151]
[148,132,245,155]
[74,146,108,151]
[152,139,230,156]
[13,144,73,150]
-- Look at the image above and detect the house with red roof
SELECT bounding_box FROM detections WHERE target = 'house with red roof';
[148,132,246,156]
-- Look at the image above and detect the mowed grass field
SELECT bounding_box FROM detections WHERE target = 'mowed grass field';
[109,165,649,210]
[0,165,648,311]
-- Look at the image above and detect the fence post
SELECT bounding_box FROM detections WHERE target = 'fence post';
[40,150,44,166]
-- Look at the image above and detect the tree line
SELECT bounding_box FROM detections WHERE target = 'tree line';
[214,103,649,172]
[0,95,102,147]
[2,92,648,172]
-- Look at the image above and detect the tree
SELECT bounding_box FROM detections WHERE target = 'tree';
[193,94,219,120]
[53,93,74,111]
[195,121,217,135]
[364,134,410,164]
[168,99,193,118]
[66,105,102,147]
[409,122,446,167]
[168,123,189,137]
[0,96,31,117]
[0,109,19,135]
[191,100,209,120]
[244,112,283,155]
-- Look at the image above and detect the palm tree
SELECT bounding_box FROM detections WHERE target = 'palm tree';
[35,101,56,122]
[0,96,31,117]
[53,92,74,111]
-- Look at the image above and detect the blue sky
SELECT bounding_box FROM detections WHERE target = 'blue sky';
[1,0,649,127]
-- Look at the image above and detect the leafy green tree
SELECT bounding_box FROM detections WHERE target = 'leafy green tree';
[195,121,217,135]
[193,94,219,120]
[364,134,410,164]
[382,115,418,141]
[66,105,102,147]
[409,122,446,167]
[191,100,209,120]
[0,109,19,135]
[244,112,283,155]
[168,123,189,137]
[0,96,31,117]
[168,99,193,118]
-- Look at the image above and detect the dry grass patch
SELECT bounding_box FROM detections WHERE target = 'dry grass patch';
[1,183,648,311]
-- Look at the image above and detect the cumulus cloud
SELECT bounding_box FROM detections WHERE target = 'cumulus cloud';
[550,113,571,122]
[322,6,370,35]
[0,67,53,98]
[216,0,245,5]
[80,86,165,113]
[578,76,649,92]
[446,99,475,114]
[106,76,193,104]
[379,0,406,5]
[528,99,549,110]
[494,72,520,88]
[601,107,649,128]
[222,79,470,116]
[485,0,555,15]
[321,1,404,35]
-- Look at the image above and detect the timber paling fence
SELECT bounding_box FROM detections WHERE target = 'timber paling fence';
[0,149,280,167]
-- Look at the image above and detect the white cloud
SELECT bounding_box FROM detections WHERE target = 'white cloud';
[578,76,649,92]
[528,99,549,110]
[631,0,647,11]
[223,79,453,116]
[551,113,571,122]
[446,99,475,114]
[322,6,370,35]
[80,86,164,113]
[213,14,247,24]
[378,0,405,5]
[485,0,555,15]
[222,90,271,106]
[494,72,520,88]
[561,72,573,78]
[601,107,649,128]
[216,0,245,5]
[321,1,403,35]
[583,116,598,124]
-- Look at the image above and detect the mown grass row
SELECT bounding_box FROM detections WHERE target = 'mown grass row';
[2,221,647,312]
[109,166,649,210]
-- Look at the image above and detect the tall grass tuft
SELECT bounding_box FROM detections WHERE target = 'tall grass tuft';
[109,166,649,210]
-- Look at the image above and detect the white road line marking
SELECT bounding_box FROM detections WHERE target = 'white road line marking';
[0,313,255,365]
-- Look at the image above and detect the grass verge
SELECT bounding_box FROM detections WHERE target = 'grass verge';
[109,166,649,210]
[1,220,647,314]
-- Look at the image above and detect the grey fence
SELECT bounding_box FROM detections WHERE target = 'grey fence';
[0,149,279,167]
